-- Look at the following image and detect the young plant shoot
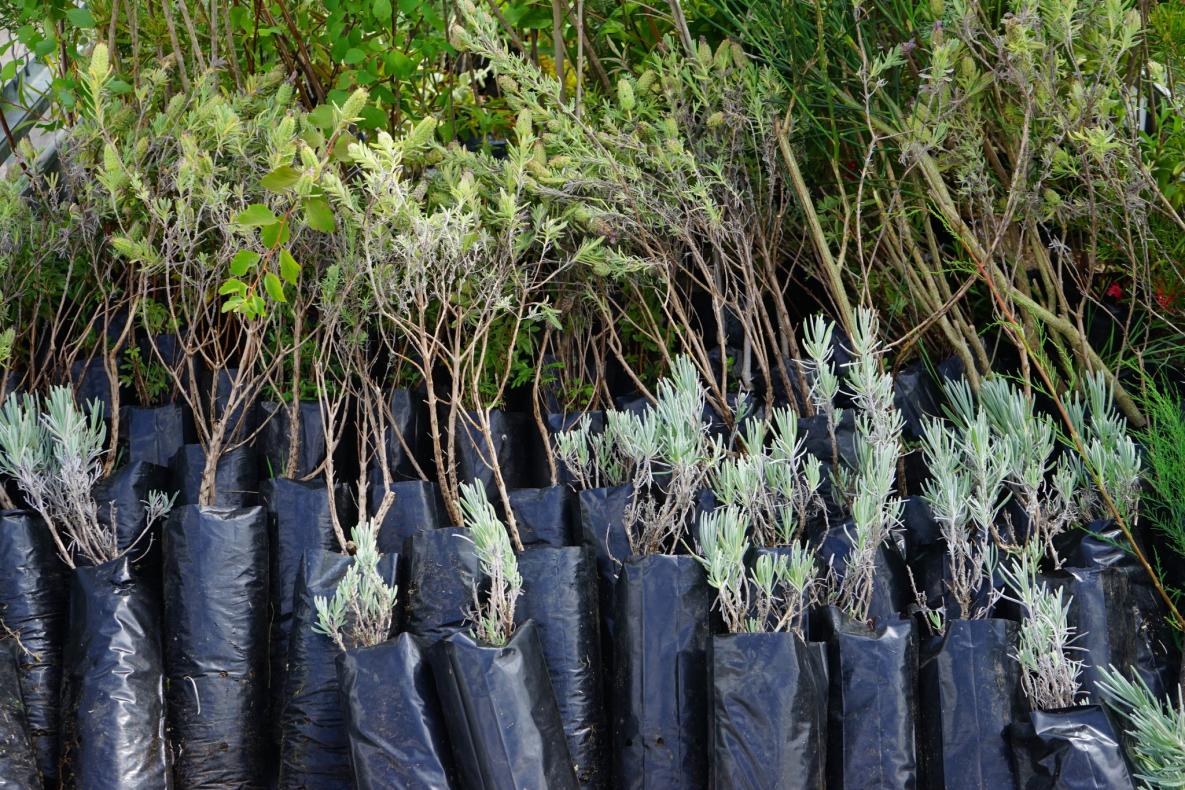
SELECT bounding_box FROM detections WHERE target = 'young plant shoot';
[460,481,522,647]
[0,386,174,568]
[313,524,399,652]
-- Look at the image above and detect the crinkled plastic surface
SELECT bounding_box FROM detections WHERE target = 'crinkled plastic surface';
[368,475,450,554]
[431,620,578,790]
[337,633,457,789]
[813,608,918,790]
[60,555,171,789]
[1009,706,1135,789]
[508,486,575,548]
[279,549,397,789]
[0,641,41,789]
[576,484,632,653]
[125,403,194,468]
[254,401,326,480]
[918,619,1022,789]
[454,409,530,496]
[93,460,172,556]
[171,444,260,507]
[164,505,269,788]
[381,388,430,481]
[612,554,713,790]
[518,546,608,788]
[403,528,479,644]
[0,511,67,784]
[710,632,827,790]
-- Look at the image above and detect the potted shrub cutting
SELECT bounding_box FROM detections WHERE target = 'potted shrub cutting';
[697,506,827,789]
[0,387,173,787]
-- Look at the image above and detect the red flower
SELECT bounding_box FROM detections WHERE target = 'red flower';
[1156,289,1173,309]
[1105,282,1123,299]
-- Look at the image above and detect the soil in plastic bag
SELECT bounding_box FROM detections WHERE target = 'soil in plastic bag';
[171,444,260,507]
[402,528,479,644]
[812,607,918,790]
[0,641,41,789]
[254,401,326,481]
[164,505,269,788]
[612,554,714,790]
[508,486,575,548]
[336,632,457,790]
[125,402,195,468]
[263,479,353,745]
[918,618,1022,789]
[815,522,911,626]
[710,632,828,790]
[59,555,171,789]
[518,546,608,788]
[0,511,67,784]
[367,473,451,553]
[279,549,398,789]
[1008,706,1135,789]
[454,409,530,496]
[431,620,578,790]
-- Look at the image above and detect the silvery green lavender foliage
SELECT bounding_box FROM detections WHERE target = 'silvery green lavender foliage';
[313,524,399,652]
[696,506,817,635]
[460,482,522,647]
[831,309,905,623]
[711,408,824,547]
[1000,545,1084,711]
[0,386,172,568]
[801,313,843,467]
[1097,666,1185,787]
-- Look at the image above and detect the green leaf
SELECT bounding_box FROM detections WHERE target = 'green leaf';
[229,250,260,276]
[260,165,301,192]
[261,219,291,248]
[107,79,132,94]
[308,104,335,131]
[344,47,367,66]
[279,249,300,285]
[373,0,392,22]
[65,7,95,27]
[264,272,287,303]
[218,278,248,295]
[221,296,243,313]
[386,51,417,80]
[235,204,278,227]
[304,197,336,233]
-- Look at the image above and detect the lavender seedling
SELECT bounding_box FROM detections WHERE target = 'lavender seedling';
[460,482,522,646]
[1097,666,1185,785]
[802,314,842,468]
[313,524,399,652]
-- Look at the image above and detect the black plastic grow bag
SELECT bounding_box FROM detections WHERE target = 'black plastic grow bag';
[576,484,632,652]
[1009,705,1135,789]
[518,546,608,788]
[402,527,479,644]
[163,505,269,788]
[380,388,430,481]
[612,554,714,790]
[816,522,911,626]
[93,460,172,556]
[0,511,67,784]
[918,618,1022,789]
[508,486,575,548]
[125,402,195,468]
[254,400,326,481]
[279,549,398,789]
[59,555,171,789]
[813,608,918,790]
[0,641,41,789]
[454,409,530,495]
[710,632,828,790]
[263,479,352,745]
[336,632,457,790]
[171,444,260,507]
[367,474,450,554]
[542,411,605,486]
[431,620,578,790]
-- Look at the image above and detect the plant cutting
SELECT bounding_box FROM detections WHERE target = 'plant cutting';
[0,387,173,787]
[1098,666,1185,787]
[430,482,577,790]
[697,506,827,788]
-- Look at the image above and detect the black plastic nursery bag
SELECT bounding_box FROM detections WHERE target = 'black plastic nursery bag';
[710,632,828,790]
[279,549,398,789]
[402,527,479,644]
[381,388,429,481]
[0,642,41,789]
[454,409,530,496]
[163,505,269,788]
[431,620,579,790]
[576,484,632,648]
[171,444,259,507]
[816,522,912,626]
[508,486,575,548]
[918,618,1022,789]
[612,554,714,790]
[125,402,195,468]
[59,555,171,789]
[0,511,67,784]
[336,632,457,790]
[1009,706,1135,789]
[518,546,608,789]
[93,460,172,556]
[367,474,450,554]
[814,609,919,790]
[255,400,326,480]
